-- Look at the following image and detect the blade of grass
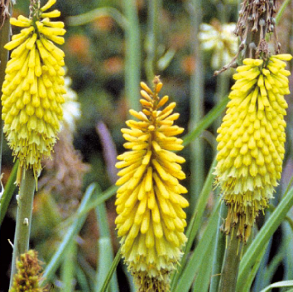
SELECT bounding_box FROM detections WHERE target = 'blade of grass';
[283,222,293,282]
[209,203,227,292]
[183,97,229,147]
[99,248,122,292]
[97,238,115,292]
[76,265,91,292]
[240,242,269,292]
[61,240,77,292]
[275,0,292,24]
[259,281,293,292]
[41,183,97,285]
[263,248,285,287]
[95,185,118,292]
[237,187,293,291]
[173,200,220,292]
[192,238,215,292]
[74,185,117,220]
[253,224,273,292]
[78,253,96,290]
[262,232,293,288]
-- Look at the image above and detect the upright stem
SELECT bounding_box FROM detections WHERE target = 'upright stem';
[9,168,36,288]
[218,230,242,292]
[123,0,141,111]
[145,0,160,84]
[214,2,229,133]
[189,0,204,209]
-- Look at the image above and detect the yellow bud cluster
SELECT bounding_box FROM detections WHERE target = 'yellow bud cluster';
[115,79,188,291]
[9,250,43,292]
[215,54,292,242]
[2,0,66,179]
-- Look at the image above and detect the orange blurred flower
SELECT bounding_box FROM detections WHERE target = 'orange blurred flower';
[181,55,196,75]
[103,56,124,75]
[92,15,114,31]
[66,34,90,58]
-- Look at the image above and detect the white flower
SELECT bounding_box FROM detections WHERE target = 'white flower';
[62,74,81,133]
[199,20,238,69]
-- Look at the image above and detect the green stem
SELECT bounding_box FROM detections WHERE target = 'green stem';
[67,7,128,29]
[96,198,118,292]
[189,0,204,208]
[123,0,141,111]
[213,3,229,133]
[214,72,229,132]
[209,203,227,292]
[99,248,122,292]
[275,0,292,25]
[9,168,36,288]
[61,240,77,292]
[145,0,160,83]
[218,230,242,292]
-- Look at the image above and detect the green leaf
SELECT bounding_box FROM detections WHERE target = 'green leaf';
[76,265,91,292]
[192,238,215,292]
[237,187,293,291]
[41,183,97,285]
[99,249,122,292]
[240,241,269,292]
[209,203,227,292]
[183,97,228,147]
[95,186,119,292]
[259,281,293,292]
[61,240,77,292]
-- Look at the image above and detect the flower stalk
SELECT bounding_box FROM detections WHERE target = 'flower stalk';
[145,0,161,84]
[218,231,242,292]
[10,168,36,287]
[189,0,204,209]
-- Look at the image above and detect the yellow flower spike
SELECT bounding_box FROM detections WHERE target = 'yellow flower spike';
[215,55,292,242]
[116,77,188,292]
[2,0,66,183]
